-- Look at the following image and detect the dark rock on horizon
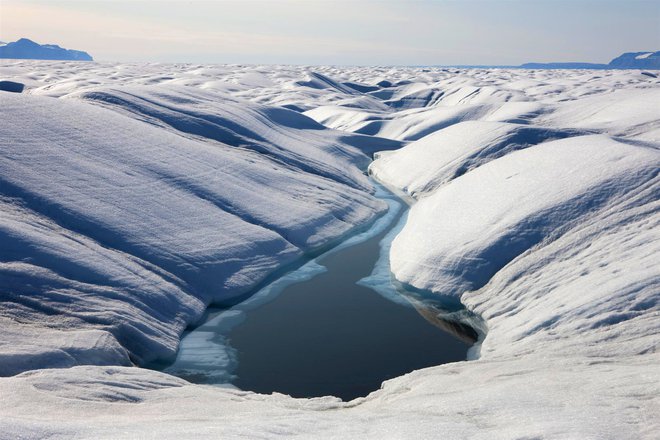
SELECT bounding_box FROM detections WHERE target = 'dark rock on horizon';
[519,62,609,69]
[608,51,660,69]
[519,51,659,70]
[0,38,93,61]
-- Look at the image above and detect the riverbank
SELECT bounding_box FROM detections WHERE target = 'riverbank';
[158,182,478,401]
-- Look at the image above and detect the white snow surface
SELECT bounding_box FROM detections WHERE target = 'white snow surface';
[1,60,659,439]
[368,120,584,196]
[383,134,658,294]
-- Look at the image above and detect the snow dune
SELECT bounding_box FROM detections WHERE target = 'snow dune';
[1,60,658,438]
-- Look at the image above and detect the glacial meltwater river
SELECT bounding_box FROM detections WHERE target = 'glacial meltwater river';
[154,182,480,401]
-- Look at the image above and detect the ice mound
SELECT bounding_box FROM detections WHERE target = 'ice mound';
[540,88,660,142]
[305,94,544,143]
[465,188,660,361]
[307,103,500,141]
[0,318,131,376]
[390,135,659,295]
[369,121,583,197]
[73,85,401,185]
[296,71,360,96]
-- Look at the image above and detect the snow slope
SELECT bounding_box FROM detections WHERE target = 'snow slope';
[369,121,584,197]
[381,134,658,294]
[0,89,386,371]
[1,61,658,439]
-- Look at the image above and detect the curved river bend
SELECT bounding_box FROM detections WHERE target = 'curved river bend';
[153,182,480,401]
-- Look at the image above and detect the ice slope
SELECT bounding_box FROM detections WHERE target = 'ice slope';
[67,85,400,184]
[369,121,583,197]
[307,102,503,141]
[303,70,658,142]
[1,61,659,439]
[0,356,657,439]
[539,87,660,142]
[387,135,659,294]
[0,90,385,371]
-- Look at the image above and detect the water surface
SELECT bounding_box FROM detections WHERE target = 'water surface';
[159,184,477,401]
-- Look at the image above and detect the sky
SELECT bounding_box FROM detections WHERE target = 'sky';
[1,0,659,65]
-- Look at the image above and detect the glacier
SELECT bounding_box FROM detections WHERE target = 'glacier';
[0,60,658,439]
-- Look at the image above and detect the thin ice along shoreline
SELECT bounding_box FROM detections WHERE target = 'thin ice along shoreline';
[158,180,481,401]
[151,181,407,384]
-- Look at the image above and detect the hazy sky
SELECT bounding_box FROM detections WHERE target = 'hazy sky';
[1,0,659,65]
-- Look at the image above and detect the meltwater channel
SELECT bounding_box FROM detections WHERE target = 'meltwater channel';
[154,182,481,401]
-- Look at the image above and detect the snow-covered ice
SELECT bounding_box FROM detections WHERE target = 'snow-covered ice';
[383,134,658,294]
[1,60,658,438]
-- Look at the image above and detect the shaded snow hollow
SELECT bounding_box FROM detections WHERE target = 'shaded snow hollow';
[1,61,659,439]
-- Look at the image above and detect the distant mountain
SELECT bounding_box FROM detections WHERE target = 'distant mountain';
[520,51,659,70]
[0,38,93,61]
[519,62,609,69]
[608,51,660,69]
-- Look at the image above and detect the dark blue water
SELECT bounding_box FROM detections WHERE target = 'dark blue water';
[157,185,478,401]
